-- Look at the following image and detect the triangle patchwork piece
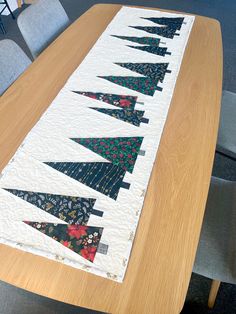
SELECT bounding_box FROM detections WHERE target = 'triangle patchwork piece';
[142,17,184,31]
[111,35,161,46]
[44,162,130,200]
[24,222,103,262]
[4,189,103,224]
[70,137,144,173]
[90,108,149,127]
[130,25,179,39]
[72,91,138,110]
[98,76,162,96]
[128,45,171,57]
[115,63,171,83]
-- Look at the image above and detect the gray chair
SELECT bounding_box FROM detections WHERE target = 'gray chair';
[193,176,236,308]
[0,39,31,95]
[0,15,5,34]
[17,0,70,59]
[217,90,236,160]
[0,0,15,34]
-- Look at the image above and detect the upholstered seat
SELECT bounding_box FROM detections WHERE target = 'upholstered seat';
[17,0,70,59]
[0,39,31,95]
[193,176,236,307]
[217,90,236,160]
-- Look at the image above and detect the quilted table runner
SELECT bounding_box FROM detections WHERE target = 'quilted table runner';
[0,7,194,282]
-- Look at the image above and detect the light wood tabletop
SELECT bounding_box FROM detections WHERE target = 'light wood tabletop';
[0,4,222,314]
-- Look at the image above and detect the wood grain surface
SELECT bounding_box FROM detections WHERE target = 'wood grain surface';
[0,4,222,314]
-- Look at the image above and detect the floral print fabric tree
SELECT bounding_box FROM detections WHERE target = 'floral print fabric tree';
[24,222,103,262]
[73,91,138,110]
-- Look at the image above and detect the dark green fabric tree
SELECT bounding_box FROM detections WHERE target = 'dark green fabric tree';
[90,107,149,127]
[72,91,138,110]
[98,75,162,96]
[71,136,144,173]
[115,63,171,83]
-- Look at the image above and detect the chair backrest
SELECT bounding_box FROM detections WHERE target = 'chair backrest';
[216,90,236,159]
[0,39,31,96]
[17,0,70,59]
[194,176,236,284]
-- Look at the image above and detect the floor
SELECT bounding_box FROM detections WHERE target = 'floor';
[0,0,236,313]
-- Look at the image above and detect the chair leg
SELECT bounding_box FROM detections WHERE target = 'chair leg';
[0,17,6,34]
[4,0,15,19]
[208,280,221,308]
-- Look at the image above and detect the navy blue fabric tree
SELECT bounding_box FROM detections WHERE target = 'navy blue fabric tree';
[4,188,103,224]
[111,35,161,46]
[142,17,184,31]
[44,162,130,200]
[129,25,179,39]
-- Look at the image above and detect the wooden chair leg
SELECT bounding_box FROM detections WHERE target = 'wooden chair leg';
[208,280,221,308]
[17,0,22,8]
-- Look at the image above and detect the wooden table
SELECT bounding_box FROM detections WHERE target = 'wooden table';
[0,4,222,314]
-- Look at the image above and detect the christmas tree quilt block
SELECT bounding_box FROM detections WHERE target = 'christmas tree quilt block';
[44,162,130,200]
[130,25,180,39]
[98,76,162,96]
[142,17,185,31]
[71,137,144,173]
[111,35,171,57]
[90,107,149,127]
[115,63,171,84]
[24,222,103,262]
[128,45,171,57]
[111,35,161,46]
[4,189,103,225]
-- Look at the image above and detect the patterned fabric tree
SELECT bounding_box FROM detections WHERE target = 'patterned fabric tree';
[111,35,161,46]
[44,162,130,200]
[98,76,162,96]
[129,25,179,39]
[142,17,184,31]
[111,35,170,57]
[70,137,144,173]
[24,222,103,262]
[72,91,138,109]
[128,45,171,57]
[115,63,171,83]
[90,108,149,127]
[4,189,103,224]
